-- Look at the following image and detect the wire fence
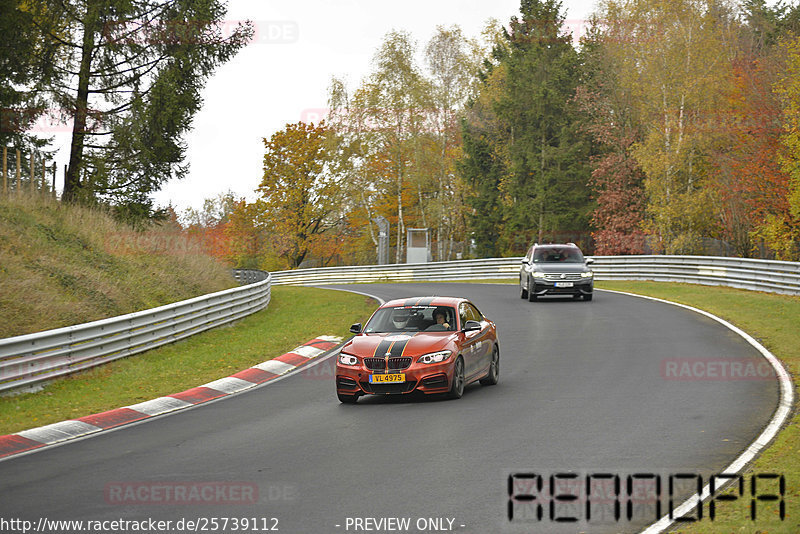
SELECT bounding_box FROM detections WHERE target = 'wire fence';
[1,146,57,198]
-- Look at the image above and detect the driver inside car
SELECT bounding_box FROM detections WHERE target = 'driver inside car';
[391,308,412,330]
[425,307,451,331]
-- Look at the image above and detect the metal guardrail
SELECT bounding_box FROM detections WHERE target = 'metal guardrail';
[269,255,800,296]
[232,268,270,285]
[270,258,522,285]
[0,271,272,393]
[593,255,800,295]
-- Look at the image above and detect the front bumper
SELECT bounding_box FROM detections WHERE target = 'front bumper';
[531,278,594,296]
[336,360,455,396]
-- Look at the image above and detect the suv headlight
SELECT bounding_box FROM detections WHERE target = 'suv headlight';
[338,353,359,366]
[532,271,547,278]
[418,350,452,364]
[581,271,594,278]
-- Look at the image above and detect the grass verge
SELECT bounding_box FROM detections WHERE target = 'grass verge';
[0,194,235,338]
[0,286,377,436]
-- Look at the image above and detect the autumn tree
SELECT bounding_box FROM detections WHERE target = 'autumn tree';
[226,199,277,269]
[770,34,800,259]
[326,27,483,263]
[598,0,740,253]
[256,121,341,268]
[361,30,432,263]
[327,78,387,264]
[574,18,646,255]
[424,25,480,259]
[182,192,237,263]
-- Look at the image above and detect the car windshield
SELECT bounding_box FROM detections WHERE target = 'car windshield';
[364,305,457,333]
[533,247,584,263]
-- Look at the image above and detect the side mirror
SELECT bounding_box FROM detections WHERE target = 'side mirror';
[585,258,595,265]
[521,258,530,265]
[463,320,481,332]
[349,323,362,334]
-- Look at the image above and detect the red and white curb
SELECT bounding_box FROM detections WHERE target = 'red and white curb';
[0,335,342,460]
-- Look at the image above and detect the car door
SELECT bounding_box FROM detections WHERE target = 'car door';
[459,302,481,378]
[521,246,533,288]
[466,303,492,379]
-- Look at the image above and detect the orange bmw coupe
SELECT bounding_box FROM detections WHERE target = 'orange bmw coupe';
[335,296,499,403]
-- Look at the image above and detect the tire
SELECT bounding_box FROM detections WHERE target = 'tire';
[448,357,465,399]
[480,345,500,386]
[584,293,593,301]
[337,391,358,404]
[527,281,537,302]
[520,279,528,299]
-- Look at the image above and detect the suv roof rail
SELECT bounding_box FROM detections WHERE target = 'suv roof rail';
[567,242,576,246]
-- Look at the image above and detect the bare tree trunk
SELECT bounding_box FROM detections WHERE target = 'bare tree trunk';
[63,7,98,202]
[396,167,404,263]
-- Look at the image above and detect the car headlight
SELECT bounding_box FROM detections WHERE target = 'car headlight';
[581,271,594,278]
[418,350,452,364]
[338,352,359,366]
[532,271,547,278]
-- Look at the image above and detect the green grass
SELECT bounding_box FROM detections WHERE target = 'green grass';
[0,194,235,338]
[594,281,799,533]
[0,286,377,435]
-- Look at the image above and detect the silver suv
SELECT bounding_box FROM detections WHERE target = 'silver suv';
[519,243,594,301]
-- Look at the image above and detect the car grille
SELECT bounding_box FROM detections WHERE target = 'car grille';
[543,273,582,281]
[360,381,417,394]
[364,357,412,371]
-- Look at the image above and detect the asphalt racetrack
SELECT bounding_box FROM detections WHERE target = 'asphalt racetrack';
[0,283,780,533]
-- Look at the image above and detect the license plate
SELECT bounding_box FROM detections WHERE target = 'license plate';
[369,373,405,383]
[555,282,574,288]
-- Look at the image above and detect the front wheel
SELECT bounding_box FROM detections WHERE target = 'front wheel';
[584,293,593,301]
[527,281,537,302]
[448,357,465,399]
[520,279,528,299]
[480,345,499,386]
[337,391,358,404]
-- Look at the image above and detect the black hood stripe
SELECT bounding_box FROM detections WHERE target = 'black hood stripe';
[371,334,417,359]
[372,338,394,358]
[390,336,412,357]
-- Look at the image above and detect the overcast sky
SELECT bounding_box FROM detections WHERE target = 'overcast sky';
[46,0,599,214]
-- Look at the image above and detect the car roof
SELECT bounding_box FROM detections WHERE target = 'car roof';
[534,243,581,249]
[380,296,466,309]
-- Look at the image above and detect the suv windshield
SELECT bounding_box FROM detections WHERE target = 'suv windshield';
[533,247,584,263]
[364,306,456,333]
